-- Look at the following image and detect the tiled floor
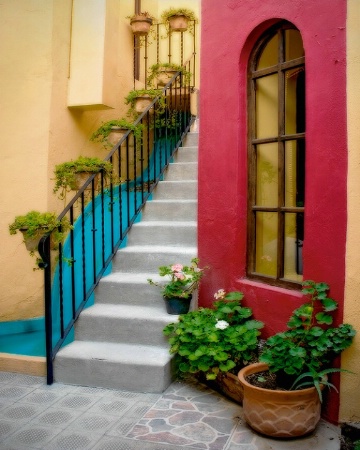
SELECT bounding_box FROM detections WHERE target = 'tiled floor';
[0,371,340,450]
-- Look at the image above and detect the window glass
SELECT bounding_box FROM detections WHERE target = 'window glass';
[255,75,278,139]
[257,34,278,69]
[256,143,278,207]
[255,212,278,277]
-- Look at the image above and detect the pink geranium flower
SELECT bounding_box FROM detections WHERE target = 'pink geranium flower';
[171,264,183,272]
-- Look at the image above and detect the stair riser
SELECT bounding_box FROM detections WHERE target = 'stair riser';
[153,182,197,199]
[75,314,170,347]
[164,163,197,181]
[54,357,174,392]
[174,147,198,162]
[95,282,166,306]
[183,133,198,146]
[128,225,197,246]
[112,250,197,272]
[142,201,197,221]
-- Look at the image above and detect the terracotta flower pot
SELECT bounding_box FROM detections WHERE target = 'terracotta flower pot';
[130,16,152,36]
[238,362,322,438]
[156,68,178,86]
[134,95,153,113]
[74,172,100,191]
[168,14,189,32]
[216,371,244,404]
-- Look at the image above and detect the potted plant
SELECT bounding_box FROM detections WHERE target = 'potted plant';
[53,156,113,200]
[163,289,264,402]
[238,280,356,438]
[160,8,197,34]
[147,62,192,87]
[127,11,155,36]
[125,88,164,118]
[90,119,144,148]
[147,258,206,314]
[9,210,71,268]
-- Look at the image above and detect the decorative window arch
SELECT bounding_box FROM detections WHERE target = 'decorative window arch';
[247,21,305,288]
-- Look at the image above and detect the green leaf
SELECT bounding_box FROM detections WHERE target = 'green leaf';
[321,297,338,312]
[315,312,333,325]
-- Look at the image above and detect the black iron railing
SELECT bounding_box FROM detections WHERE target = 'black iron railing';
[39,54,196,384]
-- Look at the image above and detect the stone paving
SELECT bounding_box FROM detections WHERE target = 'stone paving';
[0,371,341,450]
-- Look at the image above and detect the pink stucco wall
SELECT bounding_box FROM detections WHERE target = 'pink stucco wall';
[198,0,347,423]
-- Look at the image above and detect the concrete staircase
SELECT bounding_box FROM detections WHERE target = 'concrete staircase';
[54,123,199,393]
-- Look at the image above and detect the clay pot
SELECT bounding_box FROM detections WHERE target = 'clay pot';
[238,362,322,438]
[156,68,178,86]
[130,16,152,36]
[134,95,153,113]
[74,172,100,191]
[168,14,189,32]
[216,371,244,404]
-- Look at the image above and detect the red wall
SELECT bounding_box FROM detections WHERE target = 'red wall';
[198,0,347,423]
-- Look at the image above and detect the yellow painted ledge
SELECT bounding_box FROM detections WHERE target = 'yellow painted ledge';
[0,353,46,377]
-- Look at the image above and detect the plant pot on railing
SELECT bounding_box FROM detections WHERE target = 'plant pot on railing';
[125,89,164,119]
[160,8,198,35]
[9,211,71,268]
[53,156,113,200]
[91,119,144,149]
[147,63,192,88]
[129,13,154,36]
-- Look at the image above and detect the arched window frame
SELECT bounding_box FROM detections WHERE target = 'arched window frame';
[247,21,305,289]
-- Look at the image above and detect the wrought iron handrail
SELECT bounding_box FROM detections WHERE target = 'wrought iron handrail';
[39,53,196,384]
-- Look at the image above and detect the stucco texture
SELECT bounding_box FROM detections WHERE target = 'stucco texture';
[198,0,351,423]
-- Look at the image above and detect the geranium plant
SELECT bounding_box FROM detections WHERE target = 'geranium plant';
[259,280,356,399]
[163,289,264,380]
[147,258,205,299]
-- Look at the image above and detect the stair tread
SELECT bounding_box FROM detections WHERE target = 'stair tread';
[119,245,197,253]
[100,272,168,283]
[148,199,197,203]
[57,341,172,365]
[133,221,197,227]
[81,304,173,322]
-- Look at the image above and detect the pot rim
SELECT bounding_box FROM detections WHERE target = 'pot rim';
[238,362,318,396]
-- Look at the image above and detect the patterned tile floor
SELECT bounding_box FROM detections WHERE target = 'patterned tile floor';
[0,371,340,450]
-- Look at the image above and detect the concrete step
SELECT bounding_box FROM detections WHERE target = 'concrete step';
[142,199,197,221]
[153,180,197,200]
[128,221,197,246]
[95,272,169,306]
[183,132,198,147]
[173,146,198,162]
[54,341,174,392]
[112,245,197,272]
[164,162,197,181]
[75,304,173,347]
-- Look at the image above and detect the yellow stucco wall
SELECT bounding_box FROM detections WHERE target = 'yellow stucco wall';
[341,0,360,423]
[0,0,200,323]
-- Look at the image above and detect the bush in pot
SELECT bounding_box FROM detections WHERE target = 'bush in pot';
[160,8,197,35]
[163,289,264,402]
[147,258,206,314]
[53,156,113,200]
[238,280,356,438]
[125,88,165,119]
[9,210,71,269]
[90,119,144,148]
[147,62,192,87]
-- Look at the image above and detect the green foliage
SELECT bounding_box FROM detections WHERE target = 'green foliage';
[147,62,192,87]
[259,280,356,394]
[90,119,144,147]
[124,89,165,119]
[53,156,113,199]
[126,11,156,21]
[147,258,206,299]
[163,290,264,380]
[160,8,198,35]
[355,440,360,450]
[9,210,72,268]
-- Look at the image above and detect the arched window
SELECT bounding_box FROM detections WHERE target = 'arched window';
[247,22,305,288]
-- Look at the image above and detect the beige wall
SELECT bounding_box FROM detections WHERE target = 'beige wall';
[341,0,360,423]
[0,0,200,322]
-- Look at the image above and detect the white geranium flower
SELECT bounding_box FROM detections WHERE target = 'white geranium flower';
[215,320,229,330]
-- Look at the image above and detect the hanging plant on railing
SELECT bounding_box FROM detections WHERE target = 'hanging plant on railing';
[90,119,144,148]
[53,156,113,200]
[147,62,192,88]
[160,8,198,36]
[126,11,156,36]
[124,88,165,119]
[9,211,72,269]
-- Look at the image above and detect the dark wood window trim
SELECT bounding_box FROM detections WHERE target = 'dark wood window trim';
[247,22,305,290]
